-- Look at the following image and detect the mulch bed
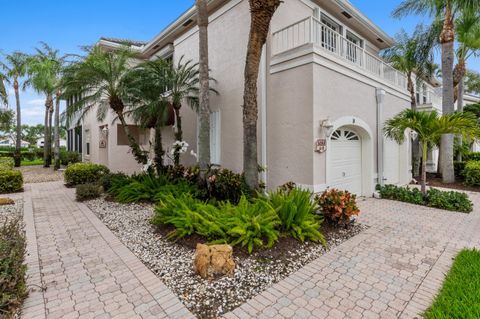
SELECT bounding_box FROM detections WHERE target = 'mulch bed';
[412,173,480,193]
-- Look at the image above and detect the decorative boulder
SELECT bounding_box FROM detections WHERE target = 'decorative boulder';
[194,243,235,279]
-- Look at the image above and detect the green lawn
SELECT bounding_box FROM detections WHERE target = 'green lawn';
[424,249,480,319]
[21,159,44,166]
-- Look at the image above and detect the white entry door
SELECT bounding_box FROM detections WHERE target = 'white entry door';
[329,129,362,195]
[384,139,400,184]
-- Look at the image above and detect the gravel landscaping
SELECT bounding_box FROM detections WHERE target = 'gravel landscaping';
[86,197,366,319]
[0,198,23,224]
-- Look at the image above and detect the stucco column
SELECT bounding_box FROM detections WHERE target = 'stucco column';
[376,88,386,187]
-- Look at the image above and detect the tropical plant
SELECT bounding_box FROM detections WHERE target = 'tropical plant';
[62,46,148,164]
[243,0,282,190]
[75,183,101,202]
[384,109,480,194]
[0,52,28,167]
[196,0,211,180]
[464,160,480,186]
[465,70,480,95]
[393,0,480,184]
[124,58,173,173]
[222,196,280,253]
[381,24,436,176]
[315,189,360,226]
[269,188,325,242]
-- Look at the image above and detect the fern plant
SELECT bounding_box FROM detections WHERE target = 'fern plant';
[222,196,281,253]
[269,188,325,244]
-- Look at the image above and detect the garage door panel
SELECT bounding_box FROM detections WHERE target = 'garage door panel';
[328,129,362,195]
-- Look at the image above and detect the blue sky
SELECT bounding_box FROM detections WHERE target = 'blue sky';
[1,0,479,125]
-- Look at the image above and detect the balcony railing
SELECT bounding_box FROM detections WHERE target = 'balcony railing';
[272,17,408,90]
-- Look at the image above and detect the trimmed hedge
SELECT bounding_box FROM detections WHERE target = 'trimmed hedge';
[377,184,473,213]
[465,161,480,187]
[76,183,102,202]
[0,217,28,316]
[0,170,23,194]
[64,163,110,186]
[464,152,480,162]
[0,158,14,170]
[60,151,81,166]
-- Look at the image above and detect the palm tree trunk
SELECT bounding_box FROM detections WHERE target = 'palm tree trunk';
[47,105,53,166]
[53,92,61,170]
[243,0,281,190]
[457,76,465,162]
[439,6,455,183]
[43,94,53,168]
[421,143,427,195]
[154,121,165,175]
[408,74,420,177]
[13,78,21,168]
[197,0,211,179]
[116,112,148,165]
[173,105,183,166]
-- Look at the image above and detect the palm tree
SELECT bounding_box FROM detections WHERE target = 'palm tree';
[464,70,480,95]
[243,0,282,190]
[62,46,148,164]
[0,52,28,167]
[196,0,211,179]
[124,59,172,173]
[454,9,480,112]
[384,109,480,194]
[0,75,7,107]
[381,24,436,177]
[393,0,480,183]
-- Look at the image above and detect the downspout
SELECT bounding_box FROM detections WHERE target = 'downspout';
[261,44,268,187]
[376,88,386,190]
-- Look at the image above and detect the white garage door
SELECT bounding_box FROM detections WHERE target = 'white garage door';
[329,129,362,195]
[384,139,400,185]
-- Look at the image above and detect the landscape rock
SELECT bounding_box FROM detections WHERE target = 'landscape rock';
[194,243,235,279]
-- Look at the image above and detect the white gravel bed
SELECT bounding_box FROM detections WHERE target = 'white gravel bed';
[86,198,366,319]
[0,199,23,224]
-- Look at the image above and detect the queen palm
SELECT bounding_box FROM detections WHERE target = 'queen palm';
[381,24,436,177]
[384,109,480,194]
[243,0,282,190]
[393,0,480,183]
[0,52,28,167]
[62,46,148,164]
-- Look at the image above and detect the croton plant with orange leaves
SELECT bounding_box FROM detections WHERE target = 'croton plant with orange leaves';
[315,188,360,226]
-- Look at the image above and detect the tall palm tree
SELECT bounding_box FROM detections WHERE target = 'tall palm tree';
[243,0,282,190]
[0,52,28,167]
[196,0,211,179]
[385,109,479,194]
[0,75,7,107]
[454,9,480,111]
[124,59,172,173]
[464,70,480,95]
[381,24,436,177]
[62,46,148,165]
[393,0,480,183]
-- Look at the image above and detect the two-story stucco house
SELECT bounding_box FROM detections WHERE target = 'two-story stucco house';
[67,0,471,197]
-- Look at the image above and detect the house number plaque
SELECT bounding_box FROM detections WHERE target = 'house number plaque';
[315,139,327,153]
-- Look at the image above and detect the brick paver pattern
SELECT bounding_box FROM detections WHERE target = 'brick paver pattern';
[21,182,194,319]
[20,181,480,319]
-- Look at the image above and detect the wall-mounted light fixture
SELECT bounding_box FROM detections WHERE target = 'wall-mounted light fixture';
[320,118,334,137]
[101,125,109,135]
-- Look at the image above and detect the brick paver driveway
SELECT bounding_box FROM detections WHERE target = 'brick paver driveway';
[20,181,480,319]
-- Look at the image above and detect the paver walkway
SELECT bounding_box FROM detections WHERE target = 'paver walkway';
[21,182,194,319]
[20,181,480,319]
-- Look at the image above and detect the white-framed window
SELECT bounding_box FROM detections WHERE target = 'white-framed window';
[210,111,221,165]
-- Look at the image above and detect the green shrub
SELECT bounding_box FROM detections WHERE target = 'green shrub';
[426,188,473,213]
[204,168,251,204]
[0,158,14,170]
[465,161,480,186]
[454,161,466,178]
[0,170,23,194]
[60,151,81,166]
[152,193,226,240]
[152,194,281,254]
[114,174,170,203]
[98,172,128,192]
[377,184,473,213]
[0,217,28,317]
[64,162,110,186]
[76,183,102,202]
[222,196,280,253]
[315,189,360,226]
[269,188,325,243]
[377,184,424,205]
[464,152,480,162]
